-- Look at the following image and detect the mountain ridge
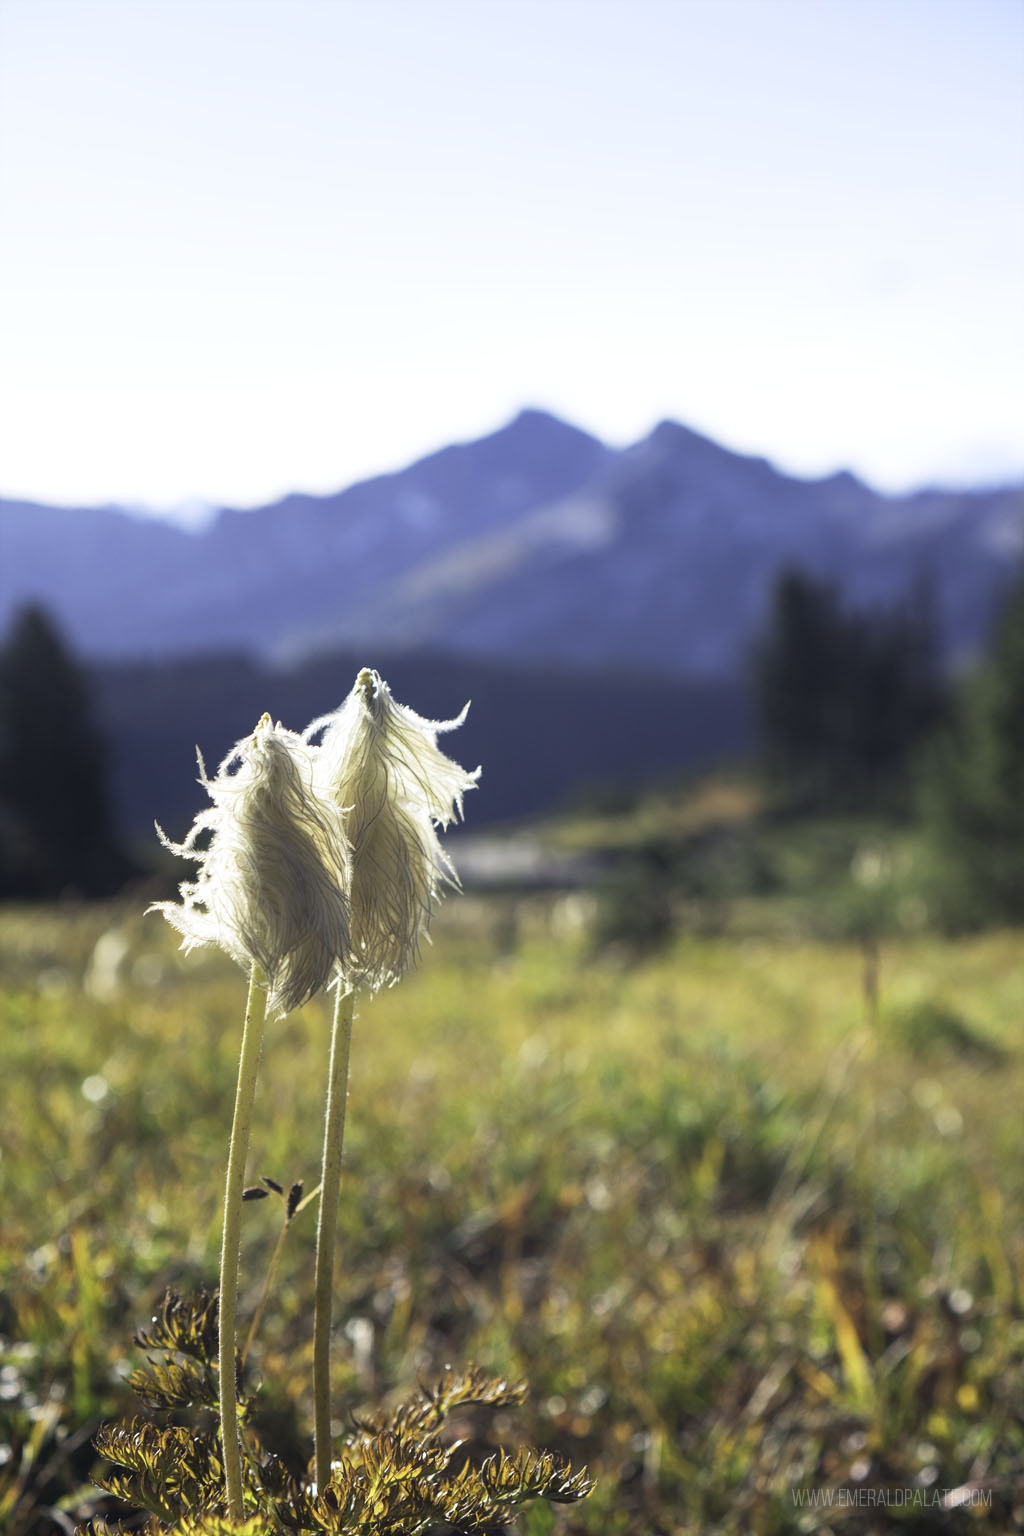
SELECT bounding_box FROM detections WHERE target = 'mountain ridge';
[3,408,1022,676]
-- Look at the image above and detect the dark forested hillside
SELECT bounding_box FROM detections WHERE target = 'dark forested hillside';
[92,649,750,838]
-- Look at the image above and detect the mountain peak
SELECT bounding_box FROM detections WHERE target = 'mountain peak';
[647,418,724,453]
[416,407,608,490]
[494,406,603,452]
[645,418,774,471]
[510,405,566,430]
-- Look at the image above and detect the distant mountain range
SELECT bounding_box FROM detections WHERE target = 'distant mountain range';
[4,409,1022,676]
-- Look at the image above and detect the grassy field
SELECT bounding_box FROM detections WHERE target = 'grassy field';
[1,863,1022,1532]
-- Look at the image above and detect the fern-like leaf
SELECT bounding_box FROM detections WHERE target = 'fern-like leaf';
[128,1356,219,1413]
[479,1445,595,1505]
[93,1418,224,1523]
[135,1289,221,1366]
[353,1363,527,1441]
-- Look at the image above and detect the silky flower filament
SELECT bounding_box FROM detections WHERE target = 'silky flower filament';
[153,678,478,1513]
[153,714,352,1015]
[310,667,480,992]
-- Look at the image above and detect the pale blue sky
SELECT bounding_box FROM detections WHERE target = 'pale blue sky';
[1,0,1022,512]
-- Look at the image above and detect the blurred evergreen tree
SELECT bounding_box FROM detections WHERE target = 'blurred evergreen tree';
[752,570,850,806]
[752,567,945,811]
[920,573,1024,923]
[0,604,130,897]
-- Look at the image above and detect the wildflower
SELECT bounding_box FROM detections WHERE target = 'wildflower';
[307,667,480,991]
[307,668,478,1489]
[152,713,351,1015]
[150,713,355,1519]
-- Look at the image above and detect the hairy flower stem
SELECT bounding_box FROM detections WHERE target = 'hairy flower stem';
[313,984,356,1492]
[219,967,269,1520]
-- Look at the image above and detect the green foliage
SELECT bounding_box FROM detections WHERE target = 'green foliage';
[94,1418,226,1526]
[592,841,677,956]
[751,568,945,812]
[3,907,1024,1533]
[135,1290,222,1366]
[921,572,1024,925]
[0,604,130,898]
[586,795,939,952]
[127,1289,223,1417]
[884,995,1006,1064]
[91,1295,592,1534]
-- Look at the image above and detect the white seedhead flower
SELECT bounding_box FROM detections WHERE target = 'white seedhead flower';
[151,713,352,1015]
[307,668,480,991]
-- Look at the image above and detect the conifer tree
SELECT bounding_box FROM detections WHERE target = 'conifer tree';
[921,573,1024,923]
[0,604,128,896]
[752,567,945,811]
[752,570,852,806]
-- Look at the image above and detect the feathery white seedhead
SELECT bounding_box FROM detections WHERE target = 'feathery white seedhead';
[151,712,352,1015]
[308,668,480,991]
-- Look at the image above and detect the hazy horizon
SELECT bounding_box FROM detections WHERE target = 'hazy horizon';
[3,402,1024,530]
[2,0,1022,512]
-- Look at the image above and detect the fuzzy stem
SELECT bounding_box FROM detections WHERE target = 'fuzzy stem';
[313,984,356,1492]
[219,966,269,1520]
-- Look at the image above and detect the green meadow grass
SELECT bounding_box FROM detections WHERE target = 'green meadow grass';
[1,896,1022,1533]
